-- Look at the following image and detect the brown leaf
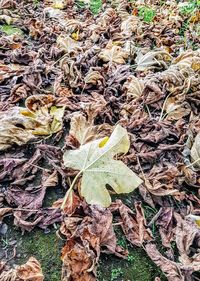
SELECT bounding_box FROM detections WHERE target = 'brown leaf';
[61,239,96,281]
[145,243,184,281]
[99,43,128,64]
[110,200,153,246]
[0,207,12,222]
[17,257,44,281]
[67,113,112,146]
[156,207,174,248]
[59,203,127,280]
[0,257,44,281]
[175,213,200,258]
[191,132,200,169]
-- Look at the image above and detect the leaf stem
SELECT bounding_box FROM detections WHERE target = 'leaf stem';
[159,92,172,121]
[61,170,82,209]
[186,157,200,168]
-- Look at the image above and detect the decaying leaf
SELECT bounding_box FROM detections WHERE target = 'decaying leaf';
[68,113,112,146]
[173,50,200,70]
[60,203,127,281]
[191,132,200,168]
[135,50,170,71]
[57,35,81,54]
[1,0,200,279]
[0,95,65,150]
[0,207,12,222]
[63,125,142,207]
[123,75,144,98]
[164,96,191,120]
[145,243,184,281]
[99,44,128,64]
[0,108,36,151]
[0,257,44,281]
[61,238,96,281]
[110,200,153,246]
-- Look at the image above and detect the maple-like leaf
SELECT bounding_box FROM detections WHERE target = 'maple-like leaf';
[57,35,81,54]
[63,125,142,207]
[99,45,128,64]
[123,75,144,98]
[69,113,111,146]
[135,50,170,71]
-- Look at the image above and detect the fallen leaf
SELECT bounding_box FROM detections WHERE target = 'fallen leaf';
[164,96,191,120]
[57,35,81,54]
[68,113,112,146]
[145,243,184,281]
[0,257,44,281]
[63,125,142,207]
[61,238,96,281]
[191,132,200,168]
[0,207,12,222]
[135,50,170,71]
[99,44,128,64]
[110,200,153,246]
[123,75,144,98]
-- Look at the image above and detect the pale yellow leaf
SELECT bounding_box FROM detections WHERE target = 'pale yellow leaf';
[63,125,142,207]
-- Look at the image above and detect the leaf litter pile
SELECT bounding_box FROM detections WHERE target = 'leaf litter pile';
[0,0,200,280]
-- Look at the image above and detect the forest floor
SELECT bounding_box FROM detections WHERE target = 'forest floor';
[0,0,200,280]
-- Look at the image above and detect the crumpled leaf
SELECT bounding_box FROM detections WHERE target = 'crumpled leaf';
[16,257,44,281]
[61,238,96,281]
[145,243,184,281]
[173,50,200,70]
[0,257,44,281]
[191,132,200,168]
[121,16,139,36]
[110,200,153,246]
[99,44,128,64]
[123,75,144,98]
[155,207,174,249]
[63,125,142,207]
[164,96,191,120]
[175,213,200,258]
[0,95,65,150]
[0,107,36,151]
[60,203,127,281]
[135,50,170,71]
[146,215,200,280]
[84,70,104,85]
[68,113,112,146]
[57,35,81,54]
[0,207,12,222]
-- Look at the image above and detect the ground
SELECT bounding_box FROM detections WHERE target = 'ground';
[1,188,164,281]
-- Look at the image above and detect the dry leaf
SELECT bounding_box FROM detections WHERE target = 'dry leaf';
[63,125,142,207]
[68,113,112,146]
[99,44,128,64]
[145,243,184,281]
[0,257,44,281]
[191,132,200,168]
[135,50,170,71]
[110,200,153,246]
[123,75,144,98]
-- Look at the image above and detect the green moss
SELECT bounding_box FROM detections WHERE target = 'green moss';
[97,226,165,281]
[0,225,62,281]
[0,25,23,36]
[138,7,156,23]
[98,246,165,281]
[19,230,62,281]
